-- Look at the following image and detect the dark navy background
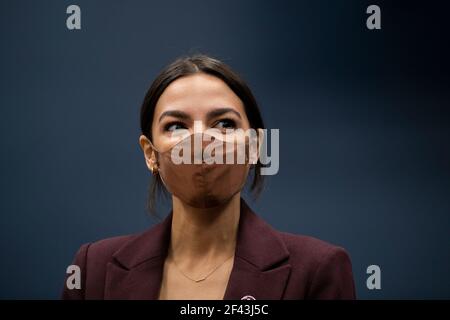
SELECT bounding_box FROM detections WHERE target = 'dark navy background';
[1,0,449,299]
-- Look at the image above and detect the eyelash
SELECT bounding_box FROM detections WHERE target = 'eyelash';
[214,118,237,129]
[163,121,186,132]
[163,118,237,132]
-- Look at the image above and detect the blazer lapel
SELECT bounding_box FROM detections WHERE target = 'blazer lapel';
[223,200,291,300]
[104,257,165,299]
[223,261,291,300]
[105,212,173,299]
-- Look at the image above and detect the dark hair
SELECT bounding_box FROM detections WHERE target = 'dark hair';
[140,54,265,214]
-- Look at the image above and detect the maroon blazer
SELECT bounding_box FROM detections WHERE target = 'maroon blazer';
[62,199,356,300]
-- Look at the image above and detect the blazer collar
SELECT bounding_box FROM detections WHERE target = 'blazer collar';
[105,198,291,300]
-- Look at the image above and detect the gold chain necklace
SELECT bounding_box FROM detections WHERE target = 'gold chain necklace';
[173,254,234,283]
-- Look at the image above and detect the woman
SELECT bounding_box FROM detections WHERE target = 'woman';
[62,54,356,300]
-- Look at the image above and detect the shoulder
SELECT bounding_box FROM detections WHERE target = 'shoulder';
[277,231,356,299]
[62,212,173,300]
[83,234,136,262]
[61,233,140,300]
[279,231,351,264]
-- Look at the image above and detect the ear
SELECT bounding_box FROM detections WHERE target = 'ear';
[139,135,158,172]
[248,128,265,166]
[256,128,265,162]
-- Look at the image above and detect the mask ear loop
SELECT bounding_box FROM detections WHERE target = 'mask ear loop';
[147,138,175,190]
[146,133,190,175]
[146,138,178,191]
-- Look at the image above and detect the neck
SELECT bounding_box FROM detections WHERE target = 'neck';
[169,194,241,262]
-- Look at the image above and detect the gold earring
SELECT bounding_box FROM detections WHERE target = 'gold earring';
[150,161,159,175]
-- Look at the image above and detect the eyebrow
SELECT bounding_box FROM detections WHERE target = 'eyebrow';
[158,110,190,123]
[158,107,242,123]
[207,107,242,120]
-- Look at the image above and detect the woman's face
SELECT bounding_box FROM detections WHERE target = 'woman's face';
[150,73,251,151]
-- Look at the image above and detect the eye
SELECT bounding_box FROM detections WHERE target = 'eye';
[214,118,236,130]
[164,122,187,132]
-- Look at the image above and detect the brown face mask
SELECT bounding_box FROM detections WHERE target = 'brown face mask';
[149,132,257,208]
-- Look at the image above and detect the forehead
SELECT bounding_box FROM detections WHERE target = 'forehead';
[154,73,245,117]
